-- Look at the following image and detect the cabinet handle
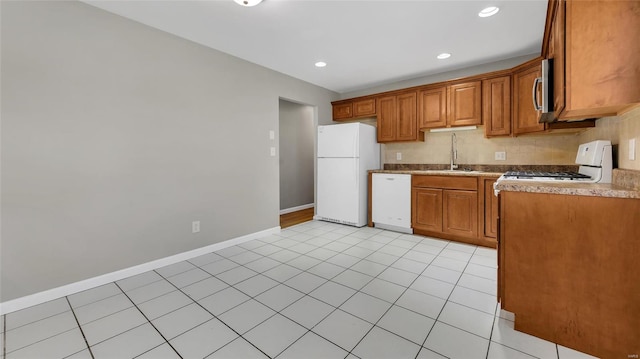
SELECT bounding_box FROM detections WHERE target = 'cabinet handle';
[386,178,395,181]
[532,77,542,111]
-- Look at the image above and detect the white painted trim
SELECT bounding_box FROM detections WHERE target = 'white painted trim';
[279,203,314,215]
[0,226,281,315]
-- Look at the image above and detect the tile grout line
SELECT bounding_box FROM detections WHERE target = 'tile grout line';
[260,229,391,357]
[5,222,559,359]
[65,297,95,359]
[172,227,472,359]
[483,245,499,359]
[2,224,494,359]
[414,243,475,359]
[113,282,185,359]
[346,246,427,357]
[275,229,457,355]
[184,226,388,357]
[320,234,448,359]
[249,230,437,358]
[152,270,274,359]
[199,228,363,357]
[2,316,80,355]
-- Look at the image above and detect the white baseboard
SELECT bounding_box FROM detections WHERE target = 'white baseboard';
[279,203,314,215]
[0,226,281,315]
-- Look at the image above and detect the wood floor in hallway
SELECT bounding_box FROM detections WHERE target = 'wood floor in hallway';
[280,207,314,228]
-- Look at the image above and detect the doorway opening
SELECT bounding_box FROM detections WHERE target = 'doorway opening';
[278,99,315,228]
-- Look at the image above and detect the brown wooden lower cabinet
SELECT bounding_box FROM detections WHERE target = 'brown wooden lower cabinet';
[411,175,491,247]
[412,188,443,232]
[442,189,477,238]
[409,175,498,248]
[499,191,640,358]
[479,177,498,240]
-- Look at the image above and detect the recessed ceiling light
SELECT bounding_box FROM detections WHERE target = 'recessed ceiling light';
[315,61,327,68]
[437,53,451,60]
[233,0,263,7]
[478,6,500,17]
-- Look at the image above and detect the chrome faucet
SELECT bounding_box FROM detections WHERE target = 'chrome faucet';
[450,133,458,170]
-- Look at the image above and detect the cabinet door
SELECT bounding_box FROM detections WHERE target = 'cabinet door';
[412,188,443,232]
[483,179,498,238]
[418,87,447,129]
[353,98,376,117]
[377,96,396,142]
[449,81,482,127]
[563,0,640,119]
[333,102,353,121]
[396,91,418,141]
[443,190,478,238]
[513,64,545,135]
[483,76,512,137]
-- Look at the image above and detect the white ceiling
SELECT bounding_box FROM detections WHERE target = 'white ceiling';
[84,0,548,94]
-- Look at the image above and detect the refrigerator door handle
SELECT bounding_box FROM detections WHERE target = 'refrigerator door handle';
[352,133,358,158]
[354,159,358,190]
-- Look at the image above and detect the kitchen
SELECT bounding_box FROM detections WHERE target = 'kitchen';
[319,0,640,356]
[2,0,639,358]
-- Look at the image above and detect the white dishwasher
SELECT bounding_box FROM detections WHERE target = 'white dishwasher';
[372,173,413,233]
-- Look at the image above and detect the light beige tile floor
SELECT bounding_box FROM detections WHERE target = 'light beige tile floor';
[1,221,598,359]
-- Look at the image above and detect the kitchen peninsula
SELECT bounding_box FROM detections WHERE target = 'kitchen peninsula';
[495,170,640,358]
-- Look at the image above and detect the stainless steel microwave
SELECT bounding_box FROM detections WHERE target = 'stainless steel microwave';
[534,58,555,123]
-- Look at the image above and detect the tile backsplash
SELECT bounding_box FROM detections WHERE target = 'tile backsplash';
[383,128,581,166]
[383,105,640,171]
[578,106,640,171]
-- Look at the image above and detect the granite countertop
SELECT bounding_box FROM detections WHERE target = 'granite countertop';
[370,169,502,178]
[494,179,640,199]
[373,165,640,199]
[373,163,573,179]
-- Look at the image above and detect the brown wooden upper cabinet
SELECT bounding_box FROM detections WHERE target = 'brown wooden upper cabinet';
[377,91,423,143]
[543,0,640,121]
[353,98,376,118]
[513,62,545,135]
[511,58,596,136]
[483,76,512,137]
[332,98,376,121]
[332,102,352,120]
[418,81,482,130]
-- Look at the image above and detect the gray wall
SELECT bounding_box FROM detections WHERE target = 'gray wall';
[279,100,315,211]
[0,1,337,302]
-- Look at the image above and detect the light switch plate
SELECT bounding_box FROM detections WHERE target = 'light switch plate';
[269,130,275,140]
[270,147,276,156]
[396,152,402,160]
[495,151,506,161]
[630,138,636,160]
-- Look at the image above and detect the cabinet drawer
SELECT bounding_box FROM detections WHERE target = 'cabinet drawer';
[412,175,477,190]
[353,99,376,117]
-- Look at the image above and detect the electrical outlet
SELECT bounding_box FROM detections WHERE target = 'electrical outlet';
[192,221,200,233]
[396,152,402,160]
[630,138,636,161]
[495,151,506,161]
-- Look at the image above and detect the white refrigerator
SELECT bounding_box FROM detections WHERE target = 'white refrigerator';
[316,123,380,227]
